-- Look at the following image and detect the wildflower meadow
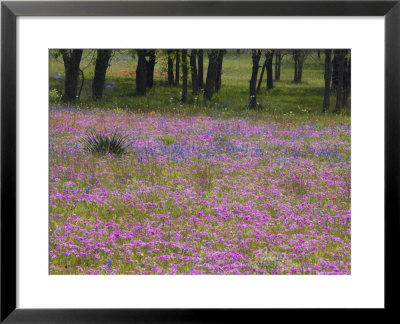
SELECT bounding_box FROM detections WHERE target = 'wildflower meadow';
[49,108,350,275]
[49,49,351,275]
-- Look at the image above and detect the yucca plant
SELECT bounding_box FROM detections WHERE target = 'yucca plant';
[82,130,129,156]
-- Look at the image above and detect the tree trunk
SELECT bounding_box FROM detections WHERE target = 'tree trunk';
[249,50,261,109]
[293,50,306,83]
[274,50,281,81]
[167,50,174,87]
[136,50,147,95]
[342,55,351,106]
[266,50,274,89]
[181,49,188,102]
[92,49,112,100]
[78,68,84,99]
[198,49,204,89]
[61,49,83,100]
[322,49,332,113]
[277,52,282,81]
[297,50,305,83]
[174,50,180,86]
[332,55,338,90]
[146,50,156,89]
[190,50,199,96]
[293,50,299,82]
[334,50,346,114]
[204,50,219,100]
[215,50,225,92]
[257,59,267,93]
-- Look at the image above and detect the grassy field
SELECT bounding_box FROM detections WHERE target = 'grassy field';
[49,50,350,116]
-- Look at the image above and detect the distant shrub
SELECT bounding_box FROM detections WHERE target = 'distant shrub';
[49,88,62,104]
[82,130,128,156]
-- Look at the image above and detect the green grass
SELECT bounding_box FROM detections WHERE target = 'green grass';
[49,50,350,116]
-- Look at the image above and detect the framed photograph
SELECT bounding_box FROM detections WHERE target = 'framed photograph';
[1,0,398,322]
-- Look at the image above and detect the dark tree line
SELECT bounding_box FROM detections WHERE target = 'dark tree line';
[322,49,351,113]
[204,50,225,100]
[162,49,220,102]
[257,50,274,93]
[215,50,226,93]
[190,50,199,96]
[167,50,174,86]
[181,50,188,102]
[57,49,350,114]
[135,50,156,95]
[135,50,147,95]
[257,57,267,93]
[293,49,307,83]
[60,49,83,100]
[249,50,262,109]
[204,50,219,100]
[60,49,112,101]
[322,50,332,114]
[175,50,180,86]
[147,50,156,89]
[163,49,206,101]
[198,50,204,89]
[93,50,112,100]
[275,50,282,81]
[265,50,274,90]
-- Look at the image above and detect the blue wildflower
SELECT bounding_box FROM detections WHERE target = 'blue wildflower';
[85,186,90,194]
[107,259,112,269]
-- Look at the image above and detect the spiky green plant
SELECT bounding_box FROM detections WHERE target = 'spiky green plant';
[82,130,128,156]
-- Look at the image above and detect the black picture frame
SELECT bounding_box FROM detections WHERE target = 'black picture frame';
[1,0,398,322]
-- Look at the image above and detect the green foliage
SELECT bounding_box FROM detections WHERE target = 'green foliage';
[82,130,128,156]
[127,49,137,60]
[50,49,61,59]
[157,135,176,145]
[49,88,62,104]
[49,50,350,116]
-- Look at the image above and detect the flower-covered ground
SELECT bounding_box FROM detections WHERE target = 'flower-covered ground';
[49,108,351,275]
